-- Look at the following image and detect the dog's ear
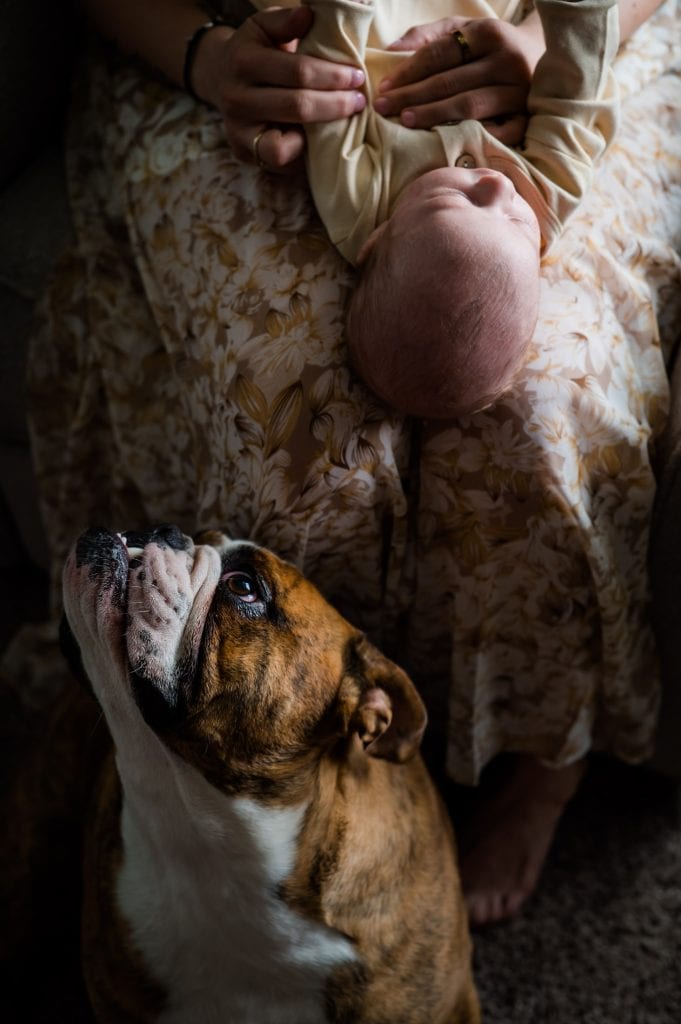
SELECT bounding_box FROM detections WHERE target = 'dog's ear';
[338,638,427,764]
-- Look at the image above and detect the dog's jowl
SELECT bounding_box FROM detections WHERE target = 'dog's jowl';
[11,526,481,1023]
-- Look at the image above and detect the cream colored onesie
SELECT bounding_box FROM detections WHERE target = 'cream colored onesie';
[280,0,619,263]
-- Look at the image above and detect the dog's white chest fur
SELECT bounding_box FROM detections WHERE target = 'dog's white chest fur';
[115,749,356,1024]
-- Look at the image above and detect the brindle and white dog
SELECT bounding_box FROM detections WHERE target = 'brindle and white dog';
[5,526,480,1023]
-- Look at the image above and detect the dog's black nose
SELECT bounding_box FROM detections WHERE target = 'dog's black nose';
[123,524,190,552]
[74,527,125,568]
[72,528,128,608]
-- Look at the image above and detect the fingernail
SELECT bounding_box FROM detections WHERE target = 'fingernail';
[374,96,388,114]
[351,68,365,88]
[401,109,416,127]
[378,77,392,93]
[353,91,366,112]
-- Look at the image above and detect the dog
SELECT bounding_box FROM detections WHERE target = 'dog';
[3,525,480,1023]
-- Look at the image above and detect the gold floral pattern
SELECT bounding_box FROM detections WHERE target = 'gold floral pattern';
[27,5,681,783]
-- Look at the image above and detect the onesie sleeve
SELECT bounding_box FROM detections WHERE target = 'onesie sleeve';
[301,0,449,266]
[298,0,391,264]
[522,0,620,247]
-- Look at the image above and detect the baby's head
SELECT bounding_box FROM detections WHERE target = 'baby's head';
[346,167,541,419]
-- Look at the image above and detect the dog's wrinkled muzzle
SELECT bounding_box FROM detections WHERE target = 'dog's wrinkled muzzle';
[63,525,222,727]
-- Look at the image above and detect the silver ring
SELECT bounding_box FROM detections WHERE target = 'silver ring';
[451,29,472,65]
[252,128,269,171]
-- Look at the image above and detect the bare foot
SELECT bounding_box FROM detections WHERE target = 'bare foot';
[460,756,586,927]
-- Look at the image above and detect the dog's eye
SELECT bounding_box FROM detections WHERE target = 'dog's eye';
[221,571,260,603]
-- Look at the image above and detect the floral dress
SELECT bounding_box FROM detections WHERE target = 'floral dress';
[27,1,681,783]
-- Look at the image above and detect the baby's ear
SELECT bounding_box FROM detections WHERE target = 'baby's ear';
[356,221,388,266]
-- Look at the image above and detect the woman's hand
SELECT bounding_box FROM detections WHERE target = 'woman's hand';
[374,15,545,144]
[193,5,366,172]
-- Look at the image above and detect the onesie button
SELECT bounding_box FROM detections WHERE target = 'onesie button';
[455,153,476,168]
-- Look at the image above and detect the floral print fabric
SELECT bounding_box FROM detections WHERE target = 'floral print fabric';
[28,3,681,783]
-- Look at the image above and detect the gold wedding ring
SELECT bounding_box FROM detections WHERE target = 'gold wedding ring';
[451,29,472,65]
[252,128,269,171]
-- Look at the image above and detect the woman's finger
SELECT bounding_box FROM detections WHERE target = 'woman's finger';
[231,40,365,93]
[247,125,306,173]
[385,16,469,55]
[375,58,491,118]
[378,18,535,104]
[243,7,365,91]
[379,21,474,93]
[396,84,530,130]
[250,4,316,50]
[375,51,528,123]
[227,83,365,127]
[229,122,300,168]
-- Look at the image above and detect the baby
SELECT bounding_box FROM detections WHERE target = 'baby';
[346,164,542,417]
[293,0,619,418]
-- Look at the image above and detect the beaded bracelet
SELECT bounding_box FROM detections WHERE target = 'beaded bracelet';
[183,17,226,102]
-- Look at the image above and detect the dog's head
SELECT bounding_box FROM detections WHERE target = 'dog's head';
[62,527,426,798]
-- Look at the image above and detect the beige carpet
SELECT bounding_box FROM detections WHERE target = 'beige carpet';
[471,758,681,1022]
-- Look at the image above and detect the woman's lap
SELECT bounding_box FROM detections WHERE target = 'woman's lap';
[28,8,681,783]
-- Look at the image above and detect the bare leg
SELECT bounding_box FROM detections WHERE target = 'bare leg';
[460,755,586,927]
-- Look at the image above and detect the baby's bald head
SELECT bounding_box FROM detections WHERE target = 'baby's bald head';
[346,171,541,418]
